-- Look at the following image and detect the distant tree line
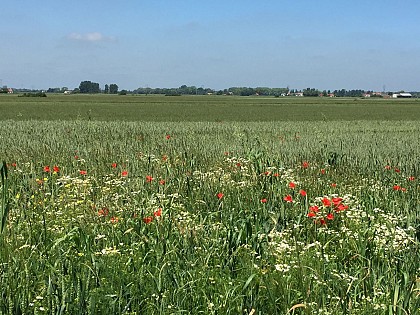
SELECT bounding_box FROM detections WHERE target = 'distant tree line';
[26,82,420,98]
[78,81,101,94]
[332,89,366,97]
[133,85,291,96]
[104,84,119,94]
[47,87,69,93]
[133,85,214,96]
[19,92,47,97]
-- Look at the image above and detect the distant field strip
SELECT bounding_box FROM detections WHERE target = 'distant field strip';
[1,94,420,121]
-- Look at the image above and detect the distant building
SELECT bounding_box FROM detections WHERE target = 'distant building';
[63,90,72,94]
[392,93,412,98]
[7,88,13,94]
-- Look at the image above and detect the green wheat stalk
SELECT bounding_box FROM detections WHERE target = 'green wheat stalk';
[0,161,10,234]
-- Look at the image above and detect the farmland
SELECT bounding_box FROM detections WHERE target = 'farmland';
[0,94,420,314]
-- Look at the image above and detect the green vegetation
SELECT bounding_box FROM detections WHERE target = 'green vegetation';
[18,92,47,97]
[1,94,420,121]
[0,95,419,314]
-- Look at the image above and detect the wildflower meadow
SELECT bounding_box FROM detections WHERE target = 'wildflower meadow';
[0,95,419,314]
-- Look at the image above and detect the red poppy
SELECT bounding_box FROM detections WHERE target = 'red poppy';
[395,168,401,173]
[143,216,153,224]
[146,175,153,182]
[159,179,166,185]
[43,166,50,173]
[335,204,348,212]
[321,197,331,207]
[288,182,296,189]
[384,165,391,170]
[261,198,267,203]
[408,176,415,181]
[393,185,401,191]
[302,161,309,169]
[217,192,224,200]
[154,208,162,217]
[111,163,117,168]
[332,197,342,206]
[224,151,230,156]
[121,170,128,177]
[326,213,334,220]
[236,162,241,168]
[98,207,109,216]
[273,173,279,177]
[11,162,17,167]
[319,218,326,225]
[162,155,168,161]
[331,183,337,188]
[110,216,119,223]
[264,171,271,176]
[166,134,171,140]
[401,187,407,192]
[79,170,87,175]
[53,166,60,173]
[283,195,293,203]
[74,155,79,160]
[299,189,307,196]
[309,205,319,212]
[307,212,316,218]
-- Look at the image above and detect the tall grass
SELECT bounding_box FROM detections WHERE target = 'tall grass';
[0,119,419,314]
[0,161,10,234]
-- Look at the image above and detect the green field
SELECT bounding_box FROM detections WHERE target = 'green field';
[1,94,420,121]
[0,95,419,314]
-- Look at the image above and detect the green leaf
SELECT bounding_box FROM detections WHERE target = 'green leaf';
[243,274,257,291]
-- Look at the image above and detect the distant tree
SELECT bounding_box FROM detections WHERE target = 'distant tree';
[104,84,109,94]
[303,88,320,97]
[109,84,118,94]
[79,81,100,93]
[196,87,205,95]
[47,87,61,93]
[20,92,47,97]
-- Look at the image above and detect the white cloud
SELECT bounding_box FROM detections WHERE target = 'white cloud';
[67,32,115,42]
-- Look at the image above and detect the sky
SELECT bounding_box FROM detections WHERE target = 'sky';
[1,0,420,91]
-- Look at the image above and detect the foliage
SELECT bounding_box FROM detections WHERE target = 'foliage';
[0,161,9,234]
[333,89,366,97]
[303,88,321,97]
[109,84,118,94]
[79,81,101,94]
[18,92,47,97]
[47,87,68,93]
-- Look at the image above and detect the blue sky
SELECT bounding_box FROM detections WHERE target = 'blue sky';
[1,0,420,91]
